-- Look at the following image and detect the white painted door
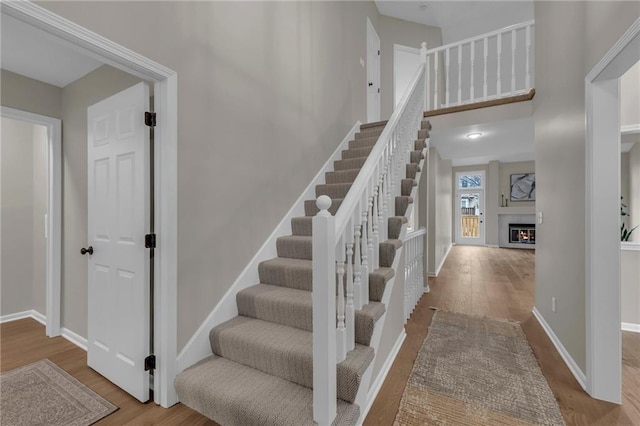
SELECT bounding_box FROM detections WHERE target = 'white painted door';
[367,18,381,122]
[394,44,421,108]
[455,171,485,246]
[86,82,150,402]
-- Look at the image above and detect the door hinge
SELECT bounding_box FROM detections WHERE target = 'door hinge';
[378,88,380,93]
[145,111,157,127]
[145,234,156,249]
[144,354,156,371]
[378,49,380,55]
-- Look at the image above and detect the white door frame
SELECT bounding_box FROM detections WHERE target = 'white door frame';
[393,44,421,109]
[454,171,486,246]
[0,106,62,338]
[367,17,380,122]
[585,17,640,404]
[2,2,179,407]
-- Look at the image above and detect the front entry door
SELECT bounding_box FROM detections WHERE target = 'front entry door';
[86,82,150,402]
[455,171,485,246]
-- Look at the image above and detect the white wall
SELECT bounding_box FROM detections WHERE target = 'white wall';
[393,45,421,108]
[621,248,640,327]
[621,61,640,128]
[0,117,47,316]
[630,141,640,242]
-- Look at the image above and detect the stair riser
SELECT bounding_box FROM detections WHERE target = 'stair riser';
[418,129,429,139]
[401,179,416,196]
[406,163,420,179]
[276,237,312,260]
[325,169,360,184]
[355,130,383,140]
[258,260,313,291]
[304,198,343,216]
[291,217,312,236]
[342,147,373,160]
[395,196,413,216]
[415,139,426,150]
[334,157,366,171]
[410,150,425,164]
[348,137,378,150]
[360,120,388,130]
[422,119,432,130]
[316,183,351,199]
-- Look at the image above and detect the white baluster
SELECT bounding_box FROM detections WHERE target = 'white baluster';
[373,186,380,270]
[445,48,450,107]
[336,240,346,362]
[420,42,428,111]
[526,24,532,89]
[353,216,362,310]
[404,243,409,322]
[360,204,370,303]
[367,193,375,272]
[345,229,355,352]
[457,45,462,105]
[483,37,488,100]
[470,41,475,102]
[511,29,516,94]
[312,195,336,425]
[421,234,428,293]
[426,53,431,110]
[497,32,502,96]
[434,51,439,107]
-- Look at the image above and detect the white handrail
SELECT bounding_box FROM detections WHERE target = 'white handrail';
[312,46,428,426]
[424,20,535,110]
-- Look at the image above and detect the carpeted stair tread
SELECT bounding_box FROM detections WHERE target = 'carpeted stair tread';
[175,355,360,426]
[334,157,367,171]
[316,183,352,199]
[380,239,403,268]
[258,258,312,291]
[395,196,413,216]
[276,235,312,260]
[414,139,427,150]
[406,163,420,179]
[326,169,360,184]
[360,120,388,130]
[355,128,384,139]
[348,136,378,150]
[421,119,432,130]
[401,179,417,196]
[410,150,425,164]
[291,217,313,236]
[369,267,395,302]
[237,284,385,346]
[388,216,408,240]
[418,129,429,139]
[342,146,374,160]
[209,316,374,403]
[305,198,343,216]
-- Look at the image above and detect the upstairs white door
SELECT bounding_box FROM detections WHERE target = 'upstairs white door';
[367,18,381,123]
[86,82,150,402]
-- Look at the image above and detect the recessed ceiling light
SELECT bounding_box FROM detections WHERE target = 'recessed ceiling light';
[466,132,483,139]
[420,3,428,10]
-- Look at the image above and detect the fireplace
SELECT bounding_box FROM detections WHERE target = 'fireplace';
[509,223,535,244]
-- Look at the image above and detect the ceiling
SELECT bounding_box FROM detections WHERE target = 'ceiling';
[1,13,103,87]
[375,1,534,45]
[430,117,534,167]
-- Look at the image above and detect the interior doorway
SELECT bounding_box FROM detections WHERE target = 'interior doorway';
[367,17,381,123]
[455,171,485,246]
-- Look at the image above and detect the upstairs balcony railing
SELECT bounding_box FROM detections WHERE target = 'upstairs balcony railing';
[424,20,535,111]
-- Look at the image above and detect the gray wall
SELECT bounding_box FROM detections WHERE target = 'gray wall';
[427,147,452,274]
[534,1,640,372]
[621,61,640,127]
[0,117,47,316]
[499,161,535,208]
[377,14,442,119]
[59,65,144,336]
[37,1,425,349]
[630,141,640,242]
[1,69,62,119]
[621,249,640,325]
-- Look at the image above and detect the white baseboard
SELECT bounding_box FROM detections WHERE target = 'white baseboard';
[428,243,452,277]
[61,327,88,351]
[487,244,499,248]
[177,122,362,373]
[532,307,587,390]
[360,330,406,421]
[622,322,640,333]
[0,310,45,325]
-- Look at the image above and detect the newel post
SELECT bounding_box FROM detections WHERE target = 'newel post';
[312,195,337,426]
[420,41,428,110]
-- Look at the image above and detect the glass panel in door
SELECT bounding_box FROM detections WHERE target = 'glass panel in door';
[460,193,480,239]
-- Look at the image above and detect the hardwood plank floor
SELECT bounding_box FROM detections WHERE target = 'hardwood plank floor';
[1,245,638,425]
[365,245,640,425]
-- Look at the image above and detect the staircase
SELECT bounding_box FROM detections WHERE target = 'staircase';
[174,118,430,425]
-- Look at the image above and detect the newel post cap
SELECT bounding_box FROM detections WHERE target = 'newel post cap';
[316,195,332,216]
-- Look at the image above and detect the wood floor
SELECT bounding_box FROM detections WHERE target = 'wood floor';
[1,245,638,425]
[365,245,640,425]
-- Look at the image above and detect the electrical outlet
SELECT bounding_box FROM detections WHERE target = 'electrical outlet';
[538,211,543,224]
[552,297,557,313]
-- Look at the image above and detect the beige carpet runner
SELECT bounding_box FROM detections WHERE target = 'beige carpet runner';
[394,311,566,425]
[175,120,430,425]
[0,359,117,426]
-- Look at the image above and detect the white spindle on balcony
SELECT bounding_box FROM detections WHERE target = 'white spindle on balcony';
[312,53,427,424]
[424,20,534,110]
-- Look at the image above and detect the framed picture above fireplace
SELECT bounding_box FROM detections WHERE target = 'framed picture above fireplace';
[510,173,535,201]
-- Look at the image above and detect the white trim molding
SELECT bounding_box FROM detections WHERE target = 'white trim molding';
[1,107,61,338]
[585,16,639,404]
[622,322,640,333]
[532,308,587,390]
[360,330,406,422]
[0,310,45,325]
[429,243,452,277]
[61,327,88,351]
[621,124,640,134]
[621,242,640,251]
[2,2,179,407]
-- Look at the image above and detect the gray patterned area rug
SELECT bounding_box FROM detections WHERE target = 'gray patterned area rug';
[0,359,117,426]
[395,311,565,425]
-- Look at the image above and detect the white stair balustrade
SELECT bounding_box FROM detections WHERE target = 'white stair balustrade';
[312,57,427,425]
[403,227,427,322]
[424,20,535,110]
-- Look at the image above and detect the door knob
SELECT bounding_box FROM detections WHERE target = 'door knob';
[80,246,94,255]
[368,82,373,87]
